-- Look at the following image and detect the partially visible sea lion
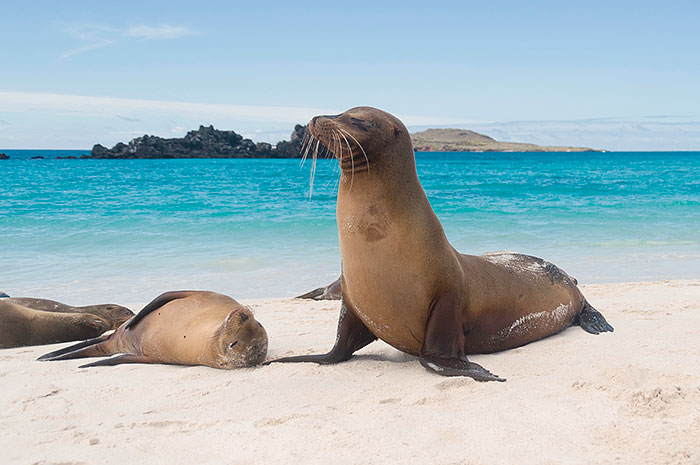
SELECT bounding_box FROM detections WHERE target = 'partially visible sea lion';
[4,295,133,329]
[296,277,342,300]
[38,291,268,369]
[0,301,110,348]
[273,106,613,381]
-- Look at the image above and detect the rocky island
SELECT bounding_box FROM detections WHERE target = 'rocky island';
[89,124,596,159]
[411,128,596,152]
[91,124,306,159]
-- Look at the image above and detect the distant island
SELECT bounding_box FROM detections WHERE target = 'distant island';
[2,125,597,160]
[411,128,596,152]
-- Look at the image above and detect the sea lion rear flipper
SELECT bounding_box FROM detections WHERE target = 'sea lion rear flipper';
[124,290,199,330]
[79,353,153,368]
[419,295,505,382]
[271,301,377,364]
[574,301,614,335]
[37,334,111,361]
[295,286,326,300]
[295,277,342,300]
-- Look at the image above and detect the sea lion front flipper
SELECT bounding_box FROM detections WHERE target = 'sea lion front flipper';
[271,300,377,364]
[419,294,505,382]
[574,301,614,335]
[124,290,199,330]
[79,353,154,368]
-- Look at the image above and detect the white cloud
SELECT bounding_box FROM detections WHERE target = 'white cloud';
[3,91,699,150]
[60,23,194,58]
[0,91,334,123]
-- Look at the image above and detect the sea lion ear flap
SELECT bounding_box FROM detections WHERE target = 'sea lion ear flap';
[223,308,249,328]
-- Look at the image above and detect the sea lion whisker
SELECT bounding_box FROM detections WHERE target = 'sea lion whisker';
[337,129,355,192]
[339,128,370,174]
[308,139,320,198]
[301,133,315,167]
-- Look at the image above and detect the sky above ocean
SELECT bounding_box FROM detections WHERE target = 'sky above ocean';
[1,1,699,150]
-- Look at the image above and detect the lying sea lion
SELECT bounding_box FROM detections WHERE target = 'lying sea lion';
[0,301,111,348]
[273,106,613,381]
[296,277,342,300]
[3,294,133,329]
[38,291,268,369]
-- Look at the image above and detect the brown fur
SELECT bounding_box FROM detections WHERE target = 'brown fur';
[38,291,268,369]
[6,297,133,329]
[0,301,110,348]
[273,107,612,381]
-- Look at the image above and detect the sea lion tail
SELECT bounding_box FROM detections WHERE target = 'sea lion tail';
[37,335,112,361]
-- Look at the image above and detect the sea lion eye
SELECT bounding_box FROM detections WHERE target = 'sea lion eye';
[349,117,376,132]
[228,341,239,350]
[239,313,249,322]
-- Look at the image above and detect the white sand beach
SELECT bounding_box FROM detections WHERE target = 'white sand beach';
[1,280,699,465]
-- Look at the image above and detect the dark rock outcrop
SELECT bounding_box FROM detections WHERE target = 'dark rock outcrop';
[0,153,8,160]
[30,156,44,159]
[91,124,308,159]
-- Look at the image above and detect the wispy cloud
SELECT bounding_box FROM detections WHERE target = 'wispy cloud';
[0,91,464,127]
[60,23,194,59]
[3,91,699,150]
[116,114,141,123]
[0,91,332,123]
[123,25,192,40]
[0,119,9,125]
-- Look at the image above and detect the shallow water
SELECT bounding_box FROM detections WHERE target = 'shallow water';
[1,150,699,304]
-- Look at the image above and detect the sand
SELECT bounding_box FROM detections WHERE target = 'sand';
[1,280,699,465]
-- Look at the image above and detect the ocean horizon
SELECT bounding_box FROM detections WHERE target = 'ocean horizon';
[2,149,699,306]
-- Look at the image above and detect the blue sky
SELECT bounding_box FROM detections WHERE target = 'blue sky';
[1,1,699,149]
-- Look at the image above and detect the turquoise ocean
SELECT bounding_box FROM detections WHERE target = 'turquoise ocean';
[1,149,699,306]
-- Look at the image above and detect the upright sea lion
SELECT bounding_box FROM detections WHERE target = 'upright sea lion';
[4,295,133,329]
[38,291,268,369]
[273,106,613,381]
[0,301,111,348]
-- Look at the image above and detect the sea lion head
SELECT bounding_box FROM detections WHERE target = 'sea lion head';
[215,307,268,368]
[84,304,135,329]
[307,106,412,172]
[77,315,111,339]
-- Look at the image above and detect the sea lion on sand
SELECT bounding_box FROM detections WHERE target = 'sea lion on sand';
[4,295,133,329]
[296,277,342,300]
[38,291,268,369]
[272,106,613,381]
[0,301,111,348]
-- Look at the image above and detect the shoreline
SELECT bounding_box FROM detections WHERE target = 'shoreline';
[2,279,698,464]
